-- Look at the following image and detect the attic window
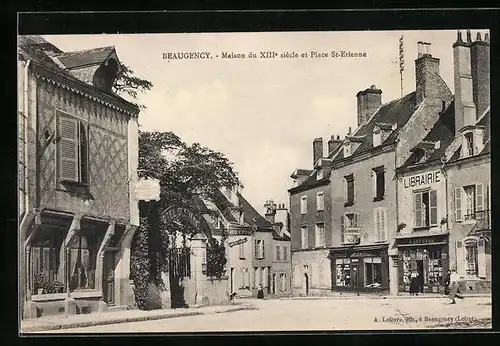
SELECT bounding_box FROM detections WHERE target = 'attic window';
[373,129,382,147]
[93,58,119,93]
[414,148,426,163]
[317,168,324,180]
[343,142,352,158]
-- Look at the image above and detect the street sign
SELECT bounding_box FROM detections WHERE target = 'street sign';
[228,237,248,248]
[135,178,161,201]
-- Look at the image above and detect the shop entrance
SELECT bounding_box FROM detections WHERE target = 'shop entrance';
[416,260,424,293]
[351,263,360,288]
[303,273,309,295]
[272,274,276,294]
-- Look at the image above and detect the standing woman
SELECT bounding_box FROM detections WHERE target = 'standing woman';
[410,270,419,296]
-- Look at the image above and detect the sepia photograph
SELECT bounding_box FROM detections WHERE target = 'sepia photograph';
[17,28,491,333]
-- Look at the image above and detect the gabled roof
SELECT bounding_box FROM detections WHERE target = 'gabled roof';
[55,46,117,69]
[399,100,455,169]
[332,92,417,164]
[237,193,273,229]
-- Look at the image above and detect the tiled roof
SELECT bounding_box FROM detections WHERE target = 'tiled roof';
[56,46,116,69]
[237,193,273,229]
[212,190,239,223]
[18,35,63,69]
[332,92,418,163]
[400,100,455,168]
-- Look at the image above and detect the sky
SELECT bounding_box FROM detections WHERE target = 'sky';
[42,30,475,215]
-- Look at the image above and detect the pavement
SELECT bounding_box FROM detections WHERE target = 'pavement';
[22,294,492,333]
[20,302,257,333]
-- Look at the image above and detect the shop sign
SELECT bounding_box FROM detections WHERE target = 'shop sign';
[403,171,440,189]
[408,237,440,245]
[350,252,374,258]
[228,238,248,247]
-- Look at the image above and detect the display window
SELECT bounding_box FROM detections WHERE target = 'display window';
[363,257,382,287]
[335,258,351,286]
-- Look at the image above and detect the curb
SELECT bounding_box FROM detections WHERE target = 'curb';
[281,294,491,300]
[21,304,257,333]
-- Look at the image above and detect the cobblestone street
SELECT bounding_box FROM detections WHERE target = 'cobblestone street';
[44,296,492,333]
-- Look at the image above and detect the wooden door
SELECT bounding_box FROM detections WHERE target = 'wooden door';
[103,251,116,306]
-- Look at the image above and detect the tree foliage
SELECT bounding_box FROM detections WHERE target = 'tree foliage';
[206,239,228,279]
[112,63,153,109]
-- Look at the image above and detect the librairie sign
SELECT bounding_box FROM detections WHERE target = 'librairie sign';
[403,171,440,189]
[228,238,248,247]
[135,178,161,201]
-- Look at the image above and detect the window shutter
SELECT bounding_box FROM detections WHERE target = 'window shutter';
[343,178,347,201]
[414,193,422,227]
[372,171,377,198]
[58,114,79,181]
[340,216,345,243]
[262,240,265,258]
[304,229,308,249]
[476,183,484,212]
[478,239,486,279]
[430,190,438,226]
[454,187,462,221]
[373,209,379,242]
[456,240,465,277]
[254,239,258,258]
[79,122,90,184]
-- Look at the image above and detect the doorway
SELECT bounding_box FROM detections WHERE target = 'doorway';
[303,273,309,295]
[230,268,234,293]
[272,274,276,294]
[103,251,116,306]
[416,260,424,293]
[351,263,359,289]
[267,268,272,294]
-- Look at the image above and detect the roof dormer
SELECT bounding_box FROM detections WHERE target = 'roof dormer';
[459,125,486,159]
[343,135,365,158]
[372,122,397,147]
[410,140,441,163]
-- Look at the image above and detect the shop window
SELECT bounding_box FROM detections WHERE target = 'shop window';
[335,258,351,286]
[427,249,444,285]
[68,229,100,291]
[364,257,382,287]
[315,223,325,247]
[301,226,308,249]
[316,192,324,211]
[413,189,438,229]
[57,111,89,185]
[344,174,355,206]
[464,240,479,276]
[372,166,385,201]
[300,196,307,214]
[31,227,65,294]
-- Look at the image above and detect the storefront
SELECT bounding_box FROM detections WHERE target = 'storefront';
[394,234,449,294]
[329,244,389,293]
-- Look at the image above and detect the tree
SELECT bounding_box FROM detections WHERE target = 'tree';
[131,130,241,309]
[113,63,153,109]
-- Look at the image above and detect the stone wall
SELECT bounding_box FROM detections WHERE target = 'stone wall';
[183,276,230,307]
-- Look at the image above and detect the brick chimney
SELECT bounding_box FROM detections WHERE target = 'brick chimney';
[453,30,477,132]
[264,199,276,223]
[313,137,323,166]
[470,31,490,118]
[415,41,441,105]
[356,85,382,127]
[327,135,342,155]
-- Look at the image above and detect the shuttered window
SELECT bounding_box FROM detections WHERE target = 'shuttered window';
[413,190,438,228]
[57,111,89,184]
[454,187,462,222]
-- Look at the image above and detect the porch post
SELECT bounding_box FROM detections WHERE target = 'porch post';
[115,224,137,308]
[22,211,41,319]
[190,233,207,306]
[63,214,82,315]
[96,219,116,312]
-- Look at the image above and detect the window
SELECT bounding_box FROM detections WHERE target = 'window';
[364,257,382,287]
[344,142,351,158]
[240,267,250,289]
[372,167,385,201]
[373,129,382,147]
[341,213,360,243]
[373,207,387,241]
[315,223,325,247]
[280,273,286,291]
[300,196,307,214]
[239,243,245,259]
[254,239,265,259]
[301,226,308,249]
[57,111,89,184]
[413,189,438,228]
[455,184,485,222]
[344,174,355,206]
[316,192,325,211]
[464,132,474,157]
[276,245,281,261]
[335,258,351,286]
[464,239,479,276]
[283,246,288,261]
[317,168,324,180]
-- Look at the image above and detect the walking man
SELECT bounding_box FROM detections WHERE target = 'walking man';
[448,270,464,304]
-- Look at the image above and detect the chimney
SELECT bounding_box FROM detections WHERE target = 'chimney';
[356,85,382,127]
[415,41,441,105]
[327,135,342,155]
[313,137,323,166]
[264,199,276,223]
[453,30,477,132]
[470,31,490,118]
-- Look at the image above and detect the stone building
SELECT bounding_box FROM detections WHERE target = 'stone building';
[18,36,140,318]
[289,39,454,295]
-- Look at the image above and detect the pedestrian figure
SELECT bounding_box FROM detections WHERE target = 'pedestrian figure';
[448,270,464,304]
[409,270,419,296]
[443,270,451,295]
[257,284,264,299]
